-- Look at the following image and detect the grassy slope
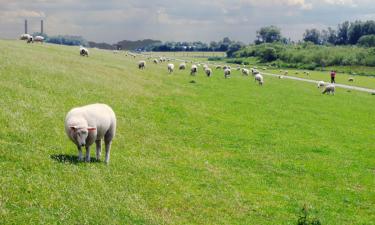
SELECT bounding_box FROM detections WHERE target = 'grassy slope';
[0,40,374,224]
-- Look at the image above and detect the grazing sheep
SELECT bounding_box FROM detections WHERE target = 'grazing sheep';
[242,68,250,76]
[348,77,354,82]
[278,75,284,79]
[252,69,260,76]
[284,71,288,75]
[179,63,186,70]
[168,63,175,73]
[34,36,44,43]
[216,65,222,70]
[27,36,34,43]
[138,60,146,69]
[224,68,231,79]
[317,81,325,88]
[322,84,335,95]
[205,68,213,77]
[20,34,31,40]
[236,67,241,71]
[255,74,264,85]
[153,59,158,64]
[191,65,198,76]
[65,103,116,164]
[80,46,89,57]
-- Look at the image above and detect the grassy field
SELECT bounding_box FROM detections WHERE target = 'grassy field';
[0,40,374,224]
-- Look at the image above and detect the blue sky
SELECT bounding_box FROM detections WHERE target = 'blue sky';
[0,0,374,43]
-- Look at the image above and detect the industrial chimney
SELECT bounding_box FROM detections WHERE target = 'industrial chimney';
[41,20,44,34]
[25,20,28,34]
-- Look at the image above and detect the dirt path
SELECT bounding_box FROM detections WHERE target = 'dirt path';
[263,72,375,94]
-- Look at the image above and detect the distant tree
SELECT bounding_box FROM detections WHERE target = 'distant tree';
[303,29,321,44]
[358,35,375,47]
[226,42,244,58]
[255,26,282,44]
[321,27,337,45]
[336,21,350,45]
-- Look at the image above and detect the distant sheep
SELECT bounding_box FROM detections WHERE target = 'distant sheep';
[191,65,198,76]
[20,34,31,41]
[153,59,158,64]
[205,68,212,77]
[80,46,89,57]
[138,60,146,70]
[348,77,354,82]
[278,75,284,79]
[216,65,222,70]
[242,68,250,76]
[255,74,264,85]
[65,103,116,164]
[179,63,186,70]
[322,84,335,95]
[168,63,175,73]
[224,68,231,79]
[317,81,325,88]
[34,36,44,43]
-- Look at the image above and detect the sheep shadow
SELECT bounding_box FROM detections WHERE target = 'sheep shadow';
[50,154,101,164]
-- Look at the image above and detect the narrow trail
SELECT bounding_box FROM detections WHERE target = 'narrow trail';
[263,72,375,94]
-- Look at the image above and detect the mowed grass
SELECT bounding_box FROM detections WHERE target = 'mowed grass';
[0,40,374,224]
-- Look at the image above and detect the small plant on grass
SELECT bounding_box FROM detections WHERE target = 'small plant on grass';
[297,205,322,225]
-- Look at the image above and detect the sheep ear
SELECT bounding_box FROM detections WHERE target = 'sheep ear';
[88,127,96,132]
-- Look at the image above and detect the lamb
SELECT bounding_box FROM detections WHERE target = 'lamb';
[242,68,250,76]
[168,63,175,73]
[65,104,116,164]
[348,77,354,82]
[255,74,264,85]
[322,84,335,95]
[191,65,198,76]
[317,81,325,88]
[179,63,186,70]
[224,68,231,79]
[138,60,146,69]
[205,68,212,77]
[80,46,89,57]
[34,36,44,43]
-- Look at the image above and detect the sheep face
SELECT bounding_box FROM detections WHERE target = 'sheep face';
[69,126,96,147]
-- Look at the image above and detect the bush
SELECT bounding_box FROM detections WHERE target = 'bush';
[358,35,375,47]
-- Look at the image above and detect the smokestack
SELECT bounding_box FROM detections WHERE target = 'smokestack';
[25,20,28,34]
[41,20,44,34]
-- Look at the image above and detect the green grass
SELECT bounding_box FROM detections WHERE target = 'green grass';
[0,40,374,224]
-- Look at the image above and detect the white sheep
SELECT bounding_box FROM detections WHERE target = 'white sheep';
[191,65,198,76]
[34,36,44,43]
[205,68,212,77]
[278,75,284,79]
[80,46,89,57]
[255,74,264,85]
[224,68,231,79]
[179,63,186,70]
[65,104,116,164]
[322,84,335,95]
[168,63,175,73]
[242,68,250,76]
[138,60,146,69]
[27,36,34,43]
[317,81,325,88]
[153,59,159,64]
[20,34,31,40]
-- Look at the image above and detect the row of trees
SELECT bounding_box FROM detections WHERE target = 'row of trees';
[143,37,244,55]
[254,20,375,47]
[32,33,89,46]
[303,20,375,46]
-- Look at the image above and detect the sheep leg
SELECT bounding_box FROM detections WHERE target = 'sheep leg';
[96,140,102,161]
[85,146,91,162]
[104,141,112,164]
[78,146,83,161]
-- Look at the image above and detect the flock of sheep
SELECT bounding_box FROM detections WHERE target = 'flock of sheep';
[20,33,44,44]
[19,41,347,164]
[136,56,266,86]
